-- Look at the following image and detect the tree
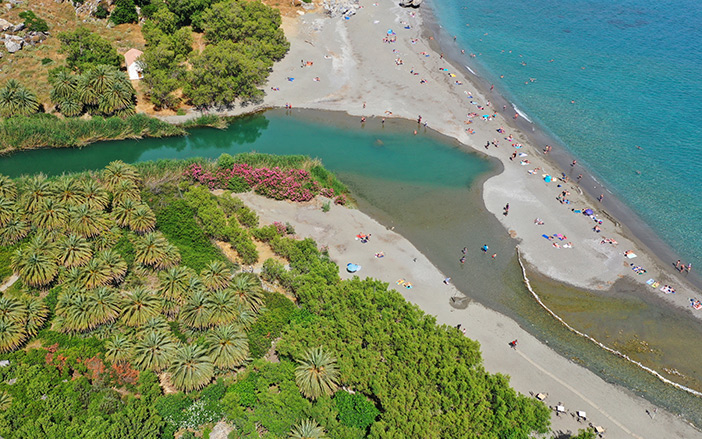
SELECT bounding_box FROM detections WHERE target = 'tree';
[134,232,169,267]
[11,246,58,287]
[18,10,49,32]
[186,40,270,107]
[200,260,231,292]
[58,28,121,73]
[110,0,138,25]
[81,179,109,211]
[133,330,176,371]
[0,79,39,118]
[55,234,93,267]
[571,428,597,439]
[128,205,156,234]
[103,160,140,189]
[55,287,99,332]
[202,0,288,60]
[31,198,67,231]
[81,257,112,288]
[0,216,30,245]
[105,334,133,364]
[169,344,214,392]
[179,290,212,330]
[76,65,136,117]
[21,174,53,213]
[295,347,340,400]
[68,205,109,238]
[0,175,17,200]
[54,177,86,206]
[95,249,128,283]
[90,286,122,326]
[289,419,327,439]
[121,288,162,327]
[166,0,215,30]
[206,325,248,369]
[230,272,264,313]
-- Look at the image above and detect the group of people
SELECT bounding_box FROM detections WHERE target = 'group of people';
[674,260,692,273]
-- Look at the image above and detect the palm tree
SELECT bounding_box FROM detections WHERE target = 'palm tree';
[0,216,29,245]
[295,347,340,400]
[179,290,213,330]
[81,179,109,211]
[158,266,190,301]
[23,296,48,337]
[208,289,239,326]
[53,177,85,207]
[94,249,128,283]
[98,76,136,116]
[68,205,108,238]
[81,257,112,289]
[206,325,249,369]
[0,79,39,117]
[111,179,141,206]
[288,419,327,439]
[132,330,175,371]
[0,296,26,324]
[21,175,53,213]
[229,273,265,313]
[0,197,16,228]
[91,226,121,252]
[0,390,12,411]
[0,319,25,353]
[128,205,156,234]
[103,161,140,190]
[31,198,67,231]
[56,234,93,268]
[0,175,17,200]
[111,198,138,228]
[78,65,135,116]
[89,286,121,326]
[11,247,58,288]
[105,334,133,364]
[55,287,95,333]
[134,232,169,268]
[138,316,170,337]
[200,261,232,292]
[157,243,181,270]
[121,288,161,327]
[234,304,256,330]
[169,344,214,393]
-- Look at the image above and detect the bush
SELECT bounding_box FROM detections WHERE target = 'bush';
[334,391,380,430]
[176,108,186,116]
[321,200,331,212]
[110,0,138,25]
[216,153,236,169]
[251,225,278,243]
[18,11,49,32]
[94,3,109,19]
[41,58,53,65]
[152,198,228,271]
[247,292,296,359]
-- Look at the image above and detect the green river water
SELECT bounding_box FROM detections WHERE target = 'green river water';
[2,109,701,425]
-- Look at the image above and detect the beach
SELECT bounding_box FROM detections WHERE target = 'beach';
[156,0,702,435]
[237,191,700,438]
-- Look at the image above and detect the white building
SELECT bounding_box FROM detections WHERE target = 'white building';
[124,48,144,80]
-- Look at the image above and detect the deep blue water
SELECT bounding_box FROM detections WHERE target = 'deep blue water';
[431,0,702,264]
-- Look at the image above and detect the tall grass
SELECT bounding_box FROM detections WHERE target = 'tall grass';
[180,114,228,129]
[0,114,185,152]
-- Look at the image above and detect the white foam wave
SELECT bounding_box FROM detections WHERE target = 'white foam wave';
[464,65,476,75]
[513,106,533,123]
[516,246,702,398]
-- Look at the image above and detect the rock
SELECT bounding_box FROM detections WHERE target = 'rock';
[0,18,12,32]
[12,22,24,32]
[4,38,22,53]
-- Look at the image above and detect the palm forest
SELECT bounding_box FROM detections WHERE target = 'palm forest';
[0,154,551,438]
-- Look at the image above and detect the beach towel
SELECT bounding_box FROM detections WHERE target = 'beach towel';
[625,252,637,259]
[646,279,655,285]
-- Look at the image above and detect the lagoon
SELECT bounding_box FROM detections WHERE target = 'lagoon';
[2,108,702,426]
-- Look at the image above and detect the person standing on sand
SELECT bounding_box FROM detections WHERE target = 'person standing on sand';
[504,203,510,216]
[675,260,681,269]
[491,253,497,259]
[460,256,466,264]
[598,194,604,202]
[482,244,489,253]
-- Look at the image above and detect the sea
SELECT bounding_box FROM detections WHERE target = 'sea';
[428,0,702,267]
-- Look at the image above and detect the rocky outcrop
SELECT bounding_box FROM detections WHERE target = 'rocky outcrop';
[0,18,12,32]
[3,35,22,53]
[323,0,359,18]
[0,29,49,54]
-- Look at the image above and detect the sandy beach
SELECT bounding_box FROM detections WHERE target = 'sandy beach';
[156,0,702,435]
[236,192,699,438]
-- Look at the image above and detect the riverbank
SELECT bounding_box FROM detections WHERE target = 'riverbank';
[159,3,701,320]
[238,191,701,438]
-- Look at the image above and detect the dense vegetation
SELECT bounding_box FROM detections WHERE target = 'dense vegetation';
[0,155,556,438]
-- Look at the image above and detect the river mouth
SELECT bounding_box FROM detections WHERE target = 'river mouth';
[1,108,701,426]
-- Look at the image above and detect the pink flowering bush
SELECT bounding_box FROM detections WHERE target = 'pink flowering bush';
[184,163,332,202]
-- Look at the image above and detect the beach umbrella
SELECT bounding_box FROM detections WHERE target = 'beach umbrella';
[544,175,552,183]
[584,209,594,215]
[346,263,361,273]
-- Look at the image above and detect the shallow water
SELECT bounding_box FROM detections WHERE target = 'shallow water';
[2,109,702,425]
[429,0,702,266]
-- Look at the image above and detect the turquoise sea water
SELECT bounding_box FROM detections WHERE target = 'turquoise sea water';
[430,0,702,264]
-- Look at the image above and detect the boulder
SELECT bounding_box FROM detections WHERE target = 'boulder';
[12,22,24,32]
[0,18,12,32]
[4,38,22,53]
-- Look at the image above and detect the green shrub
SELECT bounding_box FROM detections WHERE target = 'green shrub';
[18,10,49,32]
[260,258,292,290]
[110,0,138,24]
[227,175,251,193]
[310,164,348,194]
[247,292,296,359]
[334,391,380,430]
[321,200,331,213]
[176,108,186,116]
[251,225,278,243]
[41,58,53,65]
[216,153,236,169]
[94,3,109,19]
[235,207,258,228]
[0,243,18,282]
[225,225,258,265]
[152,199,228,271]
[184,185,228,240]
